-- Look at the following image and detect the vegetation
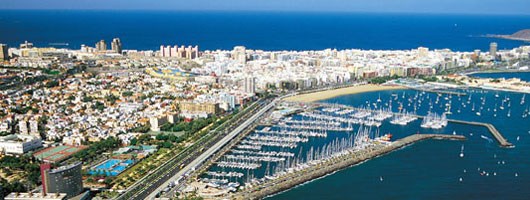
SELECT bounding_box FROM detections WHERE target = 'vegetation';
[72,137,121,163]
[368,75,399,84]
[122,91,134,97]
[160,116,219,137]
[418,75,438,82]
[0,155,41,197]
[45,80,60,88]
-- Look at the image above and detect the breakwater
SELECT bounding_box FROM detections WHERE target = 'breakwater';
[229,134,466,200]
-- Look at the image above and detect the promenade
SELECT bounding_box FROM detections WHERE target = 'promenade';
[229,134,466,200]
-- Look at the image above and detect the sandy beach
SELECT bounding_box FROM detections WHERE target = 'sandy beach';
[283,84,406,102]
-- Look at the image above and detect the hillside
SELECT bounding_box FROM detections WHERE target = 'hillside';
[510,29,530,39]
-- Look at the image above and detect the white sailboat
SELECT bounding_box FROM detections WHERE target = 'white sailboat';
[460,145,464,158]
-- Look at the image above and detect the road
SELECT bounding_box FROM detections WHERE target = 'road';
[113,98,275,200]
[150,98,278,199]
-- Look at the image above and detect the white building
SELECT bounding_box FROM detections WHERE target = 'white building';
[150,115,168,132]
[244,77,256,94]
[18,120,28,134]
[29,120,39,134]
[0,134,42,154]
[5,192,67,200]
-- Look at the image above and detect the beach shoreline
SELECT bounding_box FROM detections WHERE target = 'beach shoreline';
[283,84,406,102]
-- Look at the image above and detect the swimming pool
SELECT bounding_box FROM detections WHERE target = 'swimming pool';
[90,159,135,176]
[94,159,121,170]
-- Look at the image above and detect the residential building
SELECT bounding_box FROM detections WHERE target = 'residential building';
[111,38,122,54]
[0,44,8,60]
[243,77,256,94]
[95,40,107,51]
[179,102,220,115]
[490,42,497,57]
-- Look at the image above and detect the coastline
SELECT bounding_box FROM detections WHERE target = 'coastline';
[465,69,530,76]
[483,35,530,42]
[283,84,406,102]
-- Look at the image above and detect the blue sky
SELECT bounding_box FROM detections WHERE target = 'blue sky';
[1,0,530,15]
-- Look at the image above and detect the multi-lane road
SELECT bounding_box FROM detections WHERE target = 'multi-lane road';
[153,98,277,199]
[114,97,277,200]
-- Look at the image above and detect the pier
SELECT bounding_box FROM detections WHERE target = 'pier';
[447,119,513,147]
[307,102,513,148]
[229,134,466,200]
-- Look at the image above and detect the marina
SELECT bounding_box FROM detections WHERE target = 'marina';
[179,84,525,199]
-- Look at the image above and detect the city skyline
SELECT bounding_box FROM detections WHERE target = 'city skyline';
[1,2,530,200]
[1,0,530,15]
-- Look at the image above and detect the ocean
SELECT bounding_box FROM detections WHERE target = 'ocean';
[0,10,530,51]
[470,71,530,82]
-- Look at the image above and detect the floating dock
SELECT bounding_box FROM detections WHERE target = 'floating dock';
[311,102,513,148]
[229,134,466,200]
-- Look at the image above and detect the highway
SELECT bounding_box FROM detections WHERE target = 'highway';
[150,98,278,199]
[113,97,277,200]
[113,100,265,200]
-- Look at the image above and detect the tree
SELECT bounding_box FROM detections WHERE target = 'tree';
[130,138,138,146]
[122,91,134,97]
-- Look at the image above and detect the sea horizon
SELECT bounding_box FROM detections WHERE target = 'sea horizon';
[1,10,529,52]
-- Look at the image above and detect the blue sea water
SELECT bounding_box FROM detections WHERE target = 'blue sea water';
[0,10,530,51]
[269,86,530,200]
[470,72,530,82]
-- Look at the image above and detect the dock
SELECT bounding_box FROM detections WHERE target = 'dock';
[308,102,513,148]
[229,134,466,200]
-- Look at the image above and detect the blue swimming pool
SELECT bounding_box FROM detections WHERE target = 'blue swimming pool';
[90,159,135,176]
[112,165,127,171]
[94,159,121,170]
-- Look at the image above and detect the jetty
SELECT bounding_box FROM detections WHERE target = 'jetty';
[447,119,513,147]
[228,134,466,200]
[307,102,513,148]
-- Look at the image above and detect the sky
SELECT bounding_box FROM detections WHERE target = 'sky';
[1,0,530,15]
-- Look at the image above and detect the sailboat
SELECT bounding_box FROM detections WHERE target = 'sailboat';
[521,94,526,105]
[460,145,464,158]
[507,109,511,118]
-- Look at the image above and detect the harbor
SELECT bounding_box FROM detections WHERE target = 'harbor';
[177,85,525,199]
[230,134,466,200]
